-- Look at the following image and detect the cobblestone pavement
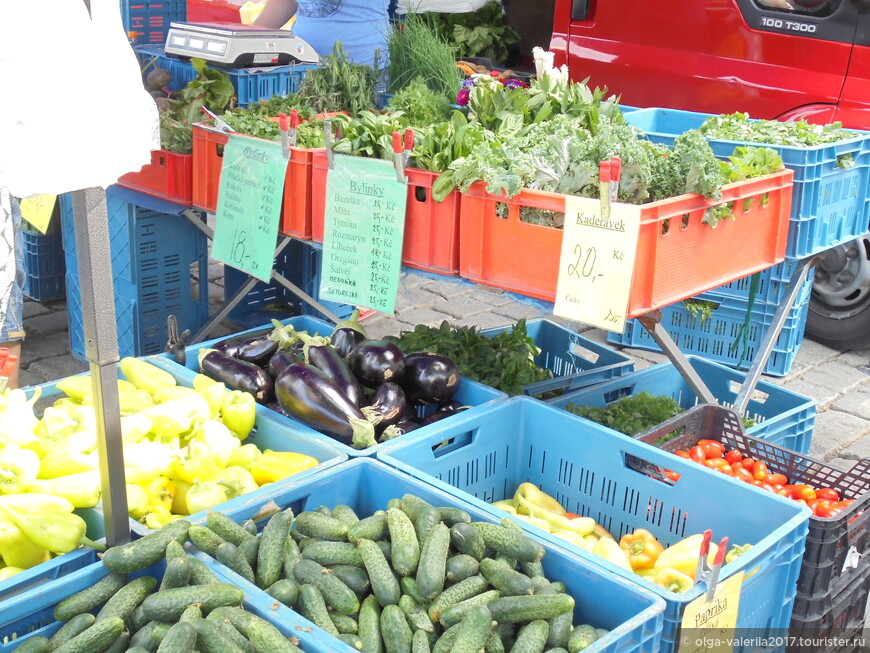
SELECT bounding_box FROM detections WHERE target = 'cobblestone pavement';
[19,264,870,469]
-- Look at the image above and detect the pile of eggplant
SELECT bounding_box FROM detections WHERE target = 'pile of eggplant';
[197,310,466,449]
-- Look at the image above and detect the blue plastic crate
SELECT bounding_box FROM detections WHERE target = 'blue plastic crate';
[135,45,318,105]
[608,276,812,377]
[59,190,210,360]
[377,397,812,653]
[0,555,328,653]
[27,356,347,539]
[21,230,65,303]
[223,239,353,329]
[123,0,186,44]
[480,318,635,396]
[546,355,816,454]
[154,319,507,458]
[189,458,667,653]
[624,107,870,260]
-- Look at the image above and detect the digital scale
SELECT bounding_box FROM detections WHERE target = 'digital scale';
[164,22,320,67]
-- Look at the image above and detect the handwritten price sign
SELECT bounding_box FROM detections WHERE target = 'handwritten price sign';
[678,571,744,653]
[212,135,287,283]
[19,194,57,234]
[554,196,641,332]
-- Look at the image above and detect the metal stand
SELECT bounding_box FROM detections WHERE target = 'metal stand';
[179,208,342,344]
[71,188,129,546]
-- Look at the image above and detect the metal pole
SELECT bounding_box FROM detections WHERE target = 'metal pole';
[70,188,130,546]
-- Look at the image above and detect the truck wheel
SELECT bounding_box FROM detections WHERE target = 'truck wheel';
[805,235,870,349]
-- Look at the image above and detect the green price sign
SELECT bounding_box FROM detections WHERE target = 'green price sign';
[319,154,408,313]
[212,134,287,283]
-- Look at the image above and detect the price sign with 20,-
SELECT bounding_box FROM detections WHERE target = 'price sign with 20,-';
[554,196,641,332]
[212,135,288,283]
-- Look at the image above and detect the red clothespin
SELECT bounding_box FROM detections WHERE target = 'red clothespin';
[392,131,406,183]
[288,109,300,147]
[279,112,290,159]
[704,536,729,602]
[0,347,17,392]
[610,156,622,202]
[599,160,612,218]
[694,529,714,585]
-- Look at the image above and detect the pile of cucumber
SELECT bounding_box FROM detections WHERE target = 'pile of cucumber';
[189,493,611,653]
[12,519,300,653]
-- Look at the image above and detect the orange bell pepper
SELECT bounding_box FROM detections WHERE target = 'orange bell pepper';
[619,528,664,570]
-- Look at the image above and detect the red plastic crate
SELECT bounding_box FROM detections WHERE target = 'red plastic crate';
[310,147,329,242]
[117,149,193,204]
[186,0,243,22]
[458,169,794,316]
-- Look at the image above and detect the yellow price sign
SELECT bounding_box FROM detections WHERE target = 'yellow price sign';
[678,571,745,653]
[553,196,641,332]
[19,194,57,234]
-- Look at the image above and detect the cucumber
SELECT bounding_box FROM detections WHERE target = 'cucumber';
[187,556,222,585]
[239,535,261,569]
[315,505,333,516]
[12,637,49,652]
[256,509,294,589]
[412,629,431,653]
[348,513,388,544]
[179,604,203,623]
[357,538,401,607]
[294,511,348,541]
[449,523,485,561]
[159,556,192,591]
[155,621,197,653]
[266,578,299,607]
[330,611,359,634]
[126,649,152,653]
[130,621,172,651]
[48,613,96,650]
[283,534,303,577]
[217,541,256,584]
[470,523,544,563]
[414,507,442,549]
[165,540,186,560]
[333,505,361,527]
[53,572,128,622]
[566,625,598,653]
[595,629,608,640]
[303,540,364,567]
[141,584,245,622]
[479,558,534,596]
[509,620,549,653]
[416,523,450,600]
[437,507,471,527]
[204,611,257,653]
[533,582,571,649]
[192,617,247,653]
[399,495,436,523]
[487,595,574,623]
[207,607,256,638]
[53,616,125,653]
[398,594,435,633]
[485,631,505,653]
[549,582,567,594]
[431,624,460,653]
[242,519,258,536]
[298,583,339,636]
[95,575,158,624]
[544,648,569,653]
[400,577,428,605]
[130,604,150,632]
[449,605,494,653]
[101,632,130,653]
[293,559,360,616]
[247,615,304,653]
[438,590,502,628]
[331,564,372,597]
[427,575,489,622]
[357,594,383,653]
[445,555,479,583]
[206,511,256,546]
[101,520,191,573]
[377,539,393,560]
[380,604,413,653]
[298,537,317,551]
[520,561,545,579]
[339,634,365,650]
[189,524,227,557]
[493,553,518,569]
[387,508,420,577]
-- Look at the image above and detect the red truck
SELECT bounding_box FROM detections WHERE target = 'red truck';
[549,0,870,348]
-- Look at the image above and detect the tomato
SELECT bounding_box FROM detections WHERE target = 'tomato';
[716,465,734,477]
[698,439,725,459]
[563,512,581,519]
[812,500,837,518]
[765,473,787,487]
[724,449,743,465]
[665,470,682,482]
[776,487,791,498]
[689,446,706,464]
[752,461,768,481]
[673,450,690,459]
[734,467,755,484]
[816,488,840,502]
[792,484,817,502]
[740,457,756,471]
[705,458,729,469]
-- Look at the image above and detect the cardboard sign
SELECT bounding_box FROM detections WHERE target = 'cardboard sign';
[678,571,745,653]
[19,194,57,234]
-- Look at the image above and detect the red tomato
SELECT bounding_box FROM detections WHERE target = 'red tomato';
[698,439,725,459]
[776,487,791,498]
[816,488,840,502]
[563,512,581,520]
[689,446,706,464]
[724,449,743,465]
[766,473,787,487]
[705,458,729,470]
[752,461,769,481]
[792,484,817,502]
[812,500,836,518]
[740,457,756,471]
[716,465,735,477]
[734,468,755,484]
[673,450,690,459]
[665,470,682,482]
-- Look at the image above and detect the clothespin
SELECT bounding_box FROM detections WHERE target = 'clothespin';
[610,156,622,202]
[288,109,300,147]
[694,529,714,586]
[403,129,414,168]
[279,112,290,159]
[704,536,729,602]
[392,131,406,183]
[166,315,190,366]
[0,347,18,392]
[599,160,612,219]
[324,119,335,169]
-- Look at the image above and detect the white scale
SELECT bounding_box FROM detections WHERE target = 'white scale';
[164,22,320,67]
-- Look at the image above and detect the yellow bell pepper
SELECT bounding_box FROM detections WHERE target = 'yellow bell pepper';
[654,534,718,580]
[513,513,552,531]
[226,443,262,469]
[513,483,566,515]
[26,471,101,508]
[0,566,25,581]
[592,535,633,571]
[250,450,318,485]
[120,357,176,395]
[492,499,518,515]
[126,483,150,520]
[619,529,665,570]
[137,475,176,512]
[653,567,694,593]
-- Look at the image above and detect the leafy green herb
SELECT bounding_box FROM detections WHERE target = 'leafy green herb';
[703,145,783,227]
[423,1,520,65]
[699,111,858,147]
[298,42,377,115]
[388,12,463,103]
[330,111,410,160]
[386,78,452,127]
[413,110,492,177]
[387,319,551,396]
[565,392,682,436]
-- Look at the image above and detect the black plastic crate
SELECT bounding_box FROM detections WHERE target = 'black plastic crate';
[635,405,870,600]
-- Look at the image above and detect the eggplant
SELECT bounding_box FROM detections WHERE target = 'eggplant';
[420,405,468,426]
[346,340,406,388]
[379,418,422,443]
[268,344,306,379]
[266,400,293,417]
[214,332,278,367]
[361,382,406,430]
[401,352,460,405]
[437,399,463,413]
[213,327,272,357]
[275,363,377,449]
[330,308,367,358]
[302,334,364,407]
[199,349,274,403]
